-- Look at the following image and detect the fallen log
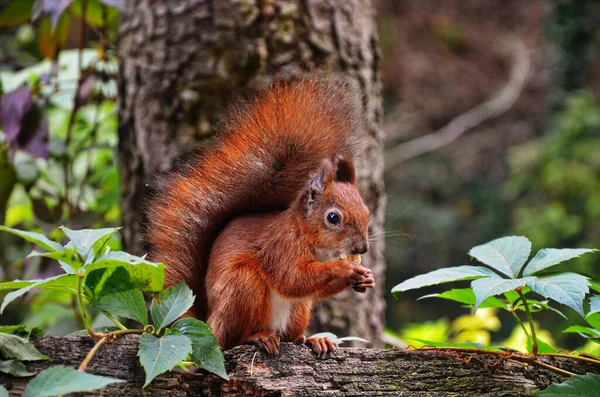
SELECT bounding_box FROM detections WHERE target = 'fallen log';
[1,335,598,396]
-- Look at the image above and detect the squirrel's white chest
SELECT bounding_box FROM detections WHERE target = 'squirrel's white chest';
[269,291,293,333]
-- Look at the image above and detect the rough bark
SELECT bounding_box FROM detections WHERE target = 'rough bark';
[3,335,599,396]
[118,0,385,345]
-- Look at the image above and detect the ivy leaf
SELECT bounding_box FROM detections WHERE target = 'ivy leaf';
[138,333,192,387]
[91,289,148,326]
[0,333,49,361]
[150,281,194,330]
[22,365,123,397]
[60,226,120,264]
[526,338,556,354]
[418,288,507,309]
[85,251,165,293]
[27,248,81,272]
[469,236,531,278]
[392,266,500,294]
[588,295,600,318]
[536,373,600,396]
[0,225,63,252]
[0,274,77,313]
[171,318,228,380]
[563,325,600,338]
[0,359,36,377]
[527,273,589,317]
[523,248,597,276]
[471,277,534,311]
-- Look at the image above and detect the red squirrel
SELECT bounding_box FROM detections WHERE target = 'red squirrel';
[146,77,375,356]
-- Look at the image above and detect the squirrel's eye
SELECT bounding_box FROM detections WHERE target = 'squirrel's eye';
[327,212,340,225]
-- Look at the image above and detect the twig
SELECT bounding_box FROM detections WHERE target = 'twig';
[78,335,108,371]
[384,39,531,171]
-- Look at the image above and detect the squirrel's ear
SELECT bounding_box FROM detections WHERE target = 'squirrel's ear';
[304,159,332,215]
[334,155,356,185]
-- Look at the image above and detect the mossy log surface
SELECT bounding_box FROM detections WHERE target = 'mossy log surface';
[1,335,599,396]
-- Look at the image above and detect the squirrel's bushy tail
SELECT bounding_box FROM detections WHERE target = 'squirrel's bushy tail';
[146,77,364,319]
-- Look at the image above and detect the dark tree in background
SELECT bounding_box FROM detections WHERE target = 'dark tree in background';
[117,1,386,345]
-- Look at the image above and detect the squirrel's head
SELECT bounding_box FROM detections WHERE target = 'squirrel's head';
[300,156,370,261]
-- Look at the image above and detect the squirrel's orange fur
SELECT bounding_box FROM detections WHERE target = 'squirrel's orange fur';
[146,77,374,355]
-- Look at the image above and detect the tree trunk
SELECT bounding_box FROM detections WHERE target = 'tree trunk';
[3,335,598,396]
[118,0,386,345]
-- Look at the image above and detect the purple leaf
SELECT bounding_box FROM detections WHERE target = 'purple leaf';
[0,86,33,140]
[99,0,126,10]
[0,85,49,160]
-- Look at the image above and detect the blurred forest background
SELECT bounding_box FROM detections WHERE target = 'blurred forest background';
[0,0,599,352]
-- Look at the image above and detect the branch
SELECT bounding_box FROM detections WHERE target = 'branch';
[2,336,599,396]
[384,39,531,171]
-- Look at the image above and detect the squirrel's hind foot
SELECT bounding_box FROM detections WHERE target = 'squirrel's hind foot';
[294,335,337,358]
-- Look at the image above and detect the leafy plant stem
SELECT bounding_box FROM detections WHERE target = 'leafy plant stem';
[78,335,108,372]
[518,290,538,356]
[540,352,600,366]
[71,295,86,330]
[510,310,531,339]
[415,347,576,377]
[103,312,127,331]
[77,273,102,339]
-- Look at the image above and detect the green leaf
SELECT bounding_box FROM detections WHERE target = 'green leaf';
[150,281,194,330]
[469,236,531,278]
[418,288,507,309]
[339,336,370,343]
[0,385,7,397]
[0,333,49,361]
[527,273,589,317]
[536,373,600,396]
[526,338,556,354]
[0,0,34,28]
[0,325,43,337]
[0,274,77,313]
[563,325,600,338]
[171,318,228,380]
[403,338,492,349]
[0,359,36,377]
[61,227,120,264]
[137,333,192,387]
[471,277,534,311]
[392,265,500,294]
[588,296,600,318]
[92,289,148,326]
[86,267,149,325]
[22,365,123,397]
[523,248,597,276]
[0,225,63,252]
[27,248,81,272]
[86,251,165,293]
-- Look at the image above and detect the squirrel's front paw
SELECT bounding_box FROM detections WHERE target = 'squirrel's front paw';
[246,330,280,356]
[294,335,336,358]
[340,261,374,292]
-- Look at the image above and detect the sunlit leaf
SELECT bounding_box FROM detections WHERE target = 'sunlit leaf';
[471,277,534,311]
[138,333,192,387]
[523,248,597,276]
[418,288,507,309]
[0,274,77,313]
[527,273,589,317]
[392,266,500,294]
[588,296,600,318]
[469,236,531,278]
[150,281,194,330]
[22,365,123,397]
[563,325,600,338]
[0,225,63,252]
[60,226,120,264]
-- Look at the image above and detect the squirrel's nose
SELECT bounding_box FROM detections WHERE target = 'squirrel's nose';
[351,242,368,255]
